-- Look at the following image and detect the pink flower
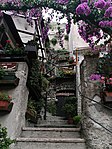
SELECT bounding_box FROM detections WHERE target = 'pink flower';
[6,40,11,43]
[76,2,91,16]
[104,6,112,18]
[94,0,106,9]
[101,76,105,80]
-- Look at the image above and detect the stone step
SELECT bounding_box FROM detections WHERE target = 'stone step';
[46,116,65,121]
[35,124,77,128]
[21,127,81,138]
[38,120,68,125]
[15,138,86,149]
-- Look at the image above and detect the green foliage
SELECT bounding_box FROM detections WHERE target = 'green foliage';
[0,92,12,102]
[45,41,50,48]
[50,38,57,46]
[29,59,49,92]
[0,124,15,149]
[29,59,42,91]
[5,47,25,55]
[73,115,81,125]
[64,35,69,41]
[27,99,37,115]
[47,101,56,116]
[84,50,99,57]
[41,76,49,91]
[56,49,69,54]
[0,67,6,79]
[63,104,75,115]
[63,97,77,117]
[97,52,112,78]
[27,97,44,115]
[2,40,25,55]
[36,98,44,113]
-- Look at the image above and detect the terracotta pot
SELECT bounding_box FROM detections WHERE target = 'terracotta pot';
[100,91,112,103]
[104,91,112,96]
[0,100,10,109]
[67,116,73,124]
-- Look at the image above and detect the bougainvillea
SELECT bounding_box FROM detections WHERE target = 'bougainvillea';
[0,0,111,49]
[78,20,102,48]
[76,2,91,16]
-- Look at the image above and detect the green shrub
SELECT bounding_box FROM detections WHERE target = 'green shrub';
[0,124,15,149]
[47,101,56,116]
[73,115,81,125]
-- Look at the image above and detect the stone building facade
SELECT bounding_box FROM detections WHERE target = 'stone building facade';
[80,55,112,149]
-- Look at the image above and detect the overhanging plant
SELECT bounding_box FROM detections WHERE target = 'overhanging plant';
[0,124,15,149]
[0,0,111,46]
[28,59,42,92]
[64,34,69,41]
[50,38,57,46]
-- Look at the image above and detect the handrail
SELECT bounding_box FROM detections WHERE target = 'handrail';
[87,114,112,134]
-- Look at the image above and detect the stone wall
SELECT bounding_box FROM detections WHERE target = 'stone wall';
[0,62,29,139]
[80,56,112,149]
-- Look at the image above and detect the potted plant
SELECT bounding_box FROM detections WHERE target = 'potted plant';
[0,40,27,62]
[0,124,15,148]
[4,40,25,56]
[63,97,77,124]
[0,68,19,87]
[26,99,37,123]
[0,92,13,113]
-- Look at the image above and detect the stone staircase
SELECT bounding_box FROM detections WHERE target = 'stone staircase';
[13,113,86,149]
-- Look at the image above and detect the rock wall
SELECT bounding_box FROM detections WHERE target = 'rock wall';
[80,56,112,149]
[0,62,29,139]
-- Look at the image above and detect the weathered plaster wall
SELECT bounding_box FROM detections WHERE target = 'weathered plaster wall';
[81,56,112,149]
[0,62,29,139]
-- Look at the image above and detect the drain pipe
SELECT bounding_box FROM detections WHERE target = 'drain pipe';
[75,48,83,115]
